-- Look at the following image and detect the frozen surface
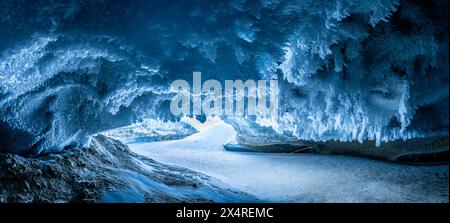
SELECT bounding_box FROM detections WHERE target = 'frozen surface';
[131,124,449,202]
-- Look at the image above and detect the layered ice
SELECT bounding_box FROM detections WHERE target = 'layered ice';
[102,118,197,144]
[0,0,448,155]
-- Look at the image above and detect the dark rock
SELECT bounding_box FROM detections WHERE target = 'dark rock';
[0,135,256,203]
[229,135,449,164]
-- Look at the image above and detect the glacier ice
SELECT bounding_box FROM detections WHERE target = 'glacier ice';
[0,0,448,155]
[102,118,198,144]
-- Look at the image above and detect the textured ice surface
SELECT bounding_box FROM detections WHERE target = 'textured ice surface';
[131,124,449,202]
[0,134,256,203]
[0,0,448,154]
[102,118,197,144]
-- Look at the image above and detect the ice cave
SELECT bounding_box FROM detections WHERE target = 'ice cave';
[0,0,448,203]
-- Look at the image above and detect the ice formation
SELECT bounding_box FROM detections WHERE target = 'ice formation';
[102,118,197,144]
[0,0,448,155]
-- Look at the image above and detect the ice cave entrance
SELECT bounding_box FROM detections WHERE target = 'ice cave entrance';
[181,116,231,133]
[165,116,240,152]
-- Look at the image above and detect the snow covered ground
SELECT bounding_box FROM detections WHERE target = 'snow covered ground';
[130,123,448,203]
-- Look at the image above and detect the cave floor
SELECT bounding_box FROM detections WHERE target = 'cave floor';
[130,124,449,203]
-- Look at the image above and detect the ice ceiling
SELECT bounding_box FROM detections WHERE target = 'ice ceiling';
[0,0,448,155]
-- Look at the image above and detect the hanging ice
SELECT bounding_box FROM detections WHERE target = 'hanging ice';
[0,0,448,155]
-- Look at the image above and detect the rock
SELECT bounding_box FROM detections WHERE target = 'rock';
[228,135,449,164]
[0,135,256,203]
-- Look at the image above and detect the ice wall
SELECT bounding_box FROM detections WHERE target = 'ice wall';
[0,0,448,155]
